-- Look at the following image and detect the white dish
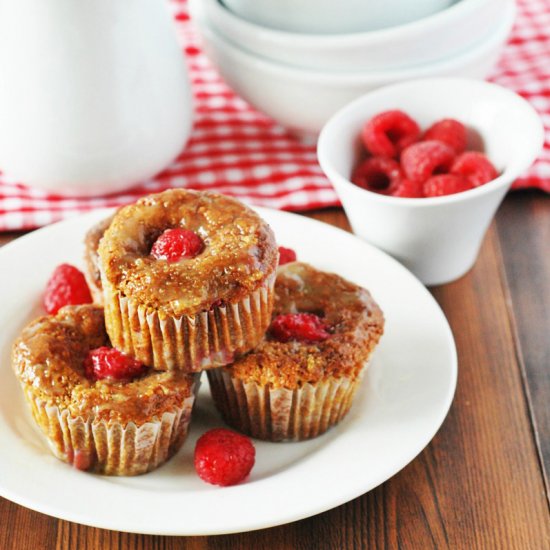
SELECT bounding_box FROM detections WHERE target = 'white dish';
[222,0,454,34]
[0,208,456,535]
[205,0,501,72]
[191,0,515,136]
[318,78,544,285]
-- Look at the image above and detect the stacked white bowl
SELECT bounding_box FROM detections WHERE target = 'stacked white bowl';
[190,0,516,136]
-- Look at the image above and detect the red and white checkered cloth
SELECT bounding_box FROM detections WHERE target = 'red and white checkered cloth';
[0,0,548,231]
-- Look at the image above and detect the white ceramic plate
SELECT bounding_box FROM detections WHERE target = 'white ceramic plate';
[0,208,456,535]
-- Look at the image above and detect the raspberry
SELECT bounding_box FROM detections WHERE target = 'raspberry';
[151,228,203,262]
[43,264,93,315]
[84,347,147,381]
[269,313,330,343]
[389,176,423,198]
[351,156,402,194]
[194,428,255,486]
[423,174,473,197]
[424,118,467,154]
[401,140,455,183]
[362,110,421,158]
[278,246,297,266]
[451,151,498,187]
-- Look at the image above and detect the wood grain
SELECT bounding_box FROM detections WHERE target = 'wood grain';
[0,198,549,549]
[0,232,20,247]
[496,191,550,499]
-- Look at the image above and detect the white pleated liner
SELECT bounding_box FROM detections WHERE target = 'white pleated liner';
[102,272,275,372]
[207,368,365,441]
[84,272,104,306]
[25,385,198,476]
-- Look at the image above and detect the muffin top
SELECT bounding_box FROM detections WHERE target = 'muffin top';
[225,262,384,389]
[98,189,278,316]
[83,214,114,293]
[12,305,195,425]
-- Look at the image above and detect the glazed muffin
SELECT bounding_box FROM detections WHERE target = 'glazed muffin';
[98,189,278,372]
[83,214,114,304]
[207,262,384,441]
[12,305,199,475]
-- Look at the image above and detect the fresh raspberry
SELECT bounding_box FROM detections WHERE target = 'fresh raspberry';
[362,110,421,158]
[401,140,455,183]
[389,176,424,198]
[194,428,255,486]
[424,118,467,154]
[84,347,147,381]
[269,313,330,343]
[423,174,473,197]
[278,246,297,265]
[151,228,203,262]
[451,151,498,187]
[43,264,93,315]
[351,156,402,194]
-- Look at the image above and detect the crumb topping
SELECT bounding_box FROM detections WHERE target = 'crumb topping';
[12,305,195,425]
[225,262,384,389]
[97,190,278,316]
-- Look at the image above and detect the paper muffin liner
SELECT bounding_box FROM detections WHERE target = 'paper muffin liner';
[83,215,114,306]
[207,366,367,441]
[84,272,104,305]
[23,376,199,476]
[102,272,275,372]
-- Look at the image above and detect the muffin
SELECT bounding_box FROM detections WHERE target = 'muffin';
[83,214,114,304]
[97,189,278,372]
[12,304,199,475]
[207,262,384,441]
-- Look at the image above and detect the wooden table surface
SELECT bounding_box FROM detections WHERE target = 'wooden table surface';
[0,190,548,550]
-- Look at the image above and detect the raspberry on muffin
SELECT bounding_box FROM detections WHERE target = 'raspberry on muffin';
[84,346,147,381]
[207,262,384,441]
[97,189,278,372]
[12,304,199,475]
[150,228,204,262]
[269,312,330,342]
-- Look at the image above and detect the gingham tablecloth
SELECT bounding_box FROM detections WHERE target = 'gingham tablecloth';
[0,0,548,231]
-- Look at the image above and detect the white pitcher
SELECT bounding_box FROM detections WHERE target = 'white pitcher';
[0,0,193,196]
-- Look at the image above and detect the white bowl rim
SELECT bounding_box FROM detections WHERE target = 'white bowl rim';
[211,0,488,45]
[317,77,544,208]
[192,0,516,83]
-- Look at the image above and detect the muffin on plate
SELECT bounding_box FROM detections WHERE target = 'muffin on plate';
[207,262,384,441]
[97,189,278,372]
[83,214,114,304]
[12,304,199,476]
